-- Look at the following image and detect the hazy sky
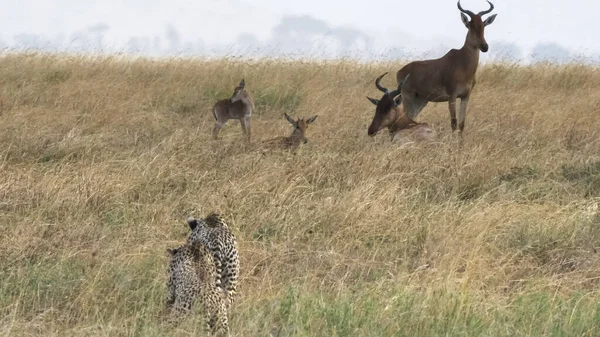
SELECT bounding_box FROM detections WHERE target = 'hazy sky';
[1,0,597,61]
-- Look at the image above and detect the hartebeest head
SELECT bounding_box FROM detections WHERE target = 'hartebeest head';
[284,113,318,144]
[367,72,412,136]
[262,113,318,151]
[229,79,248,103]
[458,0,497,53]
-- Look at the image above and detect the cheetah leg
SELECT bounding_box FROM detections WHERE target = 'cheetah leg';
[167,290,195,325]
[223,250,239,309]
[165,276,176,309]
[206,297,229,337]
[213,254,223,289]
[163,276,176,322]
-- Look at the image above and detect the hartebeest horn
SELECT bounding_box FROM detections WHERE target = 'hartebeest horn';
[390,74,410,98]
[387,74,410,104]
[477,0,494,16]
[388,87,401,100]
[457,0,475,18]
[375,72,390,93]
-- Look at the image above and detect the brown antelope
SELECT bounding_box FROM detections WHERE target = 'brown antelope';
[212,79,255,141]
[263,113,318,150]
[366,72,436,144]
[367,0,497,137]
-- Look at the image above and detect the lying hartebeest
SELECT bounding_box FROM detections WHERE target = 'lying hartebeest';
[366,72,436,144]
[263,113,318,150]
[367,0,497,137]
[212,79,255,141]
[391,122,437,146]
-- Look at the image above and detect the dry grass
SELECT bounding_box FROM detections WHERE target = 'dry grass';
[1,53,600,336]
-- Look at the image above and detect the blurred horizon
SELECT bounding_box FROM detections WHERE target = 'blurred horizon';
[2,0,599,64]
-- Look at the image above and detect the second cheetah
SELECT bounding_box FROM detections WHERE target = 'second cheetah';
[165,241,229,336]
[186,213,240,309]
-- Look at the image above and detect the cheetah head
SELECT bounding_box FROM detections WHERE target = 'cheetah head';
[186,213,226,230]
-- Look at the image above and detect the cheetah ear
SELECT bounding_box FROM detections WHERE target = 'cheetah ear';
[167,248,177,255]
[187,217,199,230]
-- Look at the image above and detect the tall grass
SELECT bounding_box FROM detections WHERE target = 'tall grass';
[0,53,599,336]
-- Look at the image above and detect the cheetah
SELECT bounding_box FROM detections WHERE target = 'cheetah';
[165,241,229,336]
[186,213,239,309]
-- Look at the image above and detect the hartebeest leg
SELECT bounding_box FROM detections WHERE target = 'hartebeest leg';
[402,95,428,121]
[213,121,225,140]
[239,119,247,135]
[458,96,469,133]
[449,95,458,131]
[243,116,252,142]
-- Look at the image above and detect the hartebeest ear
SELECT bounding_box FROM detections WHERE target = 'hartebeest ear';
[239,79,245,88]
[483,14,497,27]
[284,113,297,127]
[366,96,379,106]
[306,115,318,124]
[460,13,470,28]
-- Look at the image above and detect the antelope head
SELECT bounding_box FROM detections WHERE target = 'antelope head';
[229,79,248,103]
[284,113,318,144]
[458,0,497,53]
[367,72,411,136]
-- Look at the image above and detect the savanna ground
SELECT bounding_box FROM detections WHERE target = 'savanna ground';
[1,53,600,337]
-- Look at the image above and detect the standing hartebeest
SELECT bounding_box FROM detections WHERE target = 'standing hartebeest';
[212,79,255,141]
[366,72,436,144]
[367,0,497,137]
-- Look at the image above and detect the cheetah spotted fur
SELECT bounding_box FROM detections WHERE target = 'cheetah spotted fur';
[186,213,239,309]
[165,241,229,336]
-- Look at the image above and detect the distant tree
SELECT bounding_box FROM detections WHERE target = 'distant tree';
[269,15,372,58]
[87,23,110,52]
[13,34,66,52]
[272,15,329,36]
[68,30,95,52]
[491,41,522,63]
[13,34,49,51]
[165,24,182,52]
[126,37,143,54]
[530,42,571,64]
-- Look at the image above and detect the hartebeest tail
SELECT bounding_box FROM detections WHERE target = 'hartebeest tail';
[212,79,255,141]
[368,0,497,137]
[263,113,318,150]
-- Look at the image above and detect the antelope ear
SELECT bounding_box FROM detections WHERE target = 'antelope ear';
[239,79,245,88]
[460,13,470,28]
[366,96,379,106]
[284,113,297,127]
[483,14,497,27]
[306,115,318,124]
[187,217,198,230]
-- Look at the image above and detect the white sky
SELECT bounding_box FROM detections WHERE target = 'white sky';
[1,0,598,60]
